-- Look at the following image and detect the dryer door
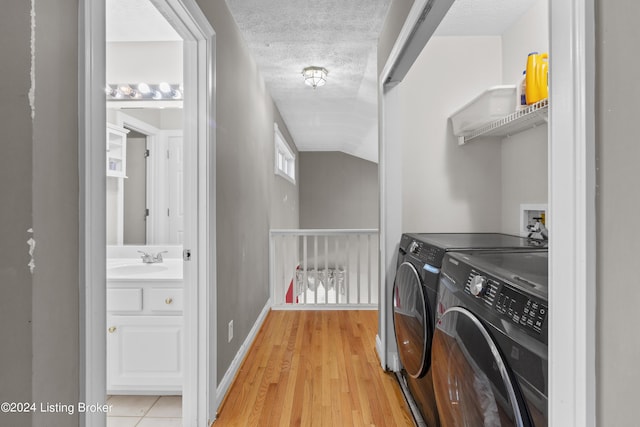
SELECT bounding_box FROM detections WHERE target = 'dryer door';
[393,261,432,378]
[432,307,532,427]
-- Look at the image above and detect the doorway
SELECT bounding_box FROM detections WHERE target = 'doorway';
[80,0,217,425]
[106,3,186,422]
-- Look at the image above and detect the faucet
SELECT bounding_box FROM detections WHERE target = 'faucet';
[527,218,548,242]
[137,250,168,264]
[154,251,168,263]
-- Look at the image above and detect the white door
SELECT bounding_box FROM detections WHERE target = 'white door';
[167,131,184,244]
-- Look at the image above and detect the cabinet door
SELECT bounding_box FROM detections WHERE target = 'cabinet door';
[107,315,183,393]
[106,124,128,178]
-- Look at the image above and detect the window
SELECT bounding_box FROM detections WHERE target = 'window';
[274,123,296,184]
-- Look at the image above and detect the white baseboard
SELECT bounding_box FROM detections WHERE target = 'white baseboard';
[215,298,272,410]
[376,334,386,369]
[377,333,400,372]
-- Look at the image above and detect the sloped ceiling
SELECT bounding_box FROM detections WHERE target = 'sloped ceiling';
[106,0,181,42]
[435,0,538,36]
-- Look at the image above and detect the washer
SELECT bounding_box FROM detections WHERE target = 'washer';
[392,233,546,426]
[433,251,548,427]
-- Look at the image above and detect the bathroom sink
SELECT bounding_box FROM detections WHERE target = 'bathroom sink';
[108,264,169,275]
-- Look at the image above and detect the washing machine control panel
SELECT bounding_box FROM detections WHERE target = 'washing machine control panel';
[495,286,547,334]
[464,270,547,335]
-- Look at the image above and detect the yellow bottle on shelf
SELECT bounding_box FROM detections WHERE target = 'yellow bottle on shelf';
[525,52,549,104]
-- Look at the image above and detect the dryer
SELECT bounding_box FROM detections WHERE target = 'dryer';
[392,233,546,426]
[433,251,548,427]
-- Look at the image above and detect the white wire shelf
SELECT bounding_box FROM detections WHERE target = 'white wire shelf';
[456,98,549,145]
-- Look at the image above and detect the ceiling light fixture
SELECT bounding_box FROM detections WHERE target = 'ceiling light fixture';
[302,66,328,89]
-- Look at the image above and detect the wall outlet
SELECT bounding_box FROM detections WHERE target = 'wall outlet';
[228,320,233,342]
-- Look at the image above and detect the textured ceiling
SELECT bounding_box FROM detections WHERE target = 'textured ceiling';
[226,0,391,163]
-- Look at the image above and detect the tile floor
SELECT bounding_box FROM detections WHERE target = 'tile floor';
[107,395,182,427]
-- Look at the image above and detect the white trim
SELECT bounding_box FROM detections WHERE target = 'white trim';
[79,1,107,426]
[80,1,216,426]
[272,304,377,311]
[375,334,385,367]
[378,0,441,371]
[149,1,217,425]
[377,83,403,371]
[215,300,271,408]
[270,228,378,236]
[273,123,296,185]
[113,111,161,133]
[548,0,596,426]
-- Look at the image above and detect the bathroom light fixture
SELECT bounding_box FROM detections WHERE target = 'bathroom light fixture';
[158,81,172,93]
[137,82,151,94]
[118,84,134,96]
[302,66,328,89]
[106,83,183,101]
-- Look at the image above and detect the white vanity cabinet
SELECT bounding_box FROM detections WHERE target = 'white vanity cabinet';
[106,281,183,394]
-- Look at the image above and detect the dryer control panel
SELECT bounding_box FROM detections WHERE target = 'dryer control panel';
[464,270,547,335]
[495,286,547,334]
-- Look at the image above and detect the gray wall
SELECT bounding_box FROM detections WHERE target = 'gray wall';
[123,135,147,245]
[596,1,640,424]
[1,3,80,425]
[195,0,299,383]
[0,2,33,426]
[32,0,80,426]
[299,152,378,229]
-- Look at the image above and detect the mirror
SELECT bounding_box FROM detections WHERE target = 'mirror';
[122,128,147,244]
[106,108,184,245]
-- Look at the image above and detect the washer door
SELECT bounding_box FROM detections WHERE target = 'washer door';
[393,261,432,378]
[432,307,532,427]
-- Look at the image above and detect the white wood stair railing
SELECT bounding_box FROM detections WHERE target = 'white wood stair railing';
[269,229,379,309]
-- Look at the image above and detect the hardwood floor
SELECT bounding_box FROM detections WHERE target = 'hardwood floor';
[213,310,414,426]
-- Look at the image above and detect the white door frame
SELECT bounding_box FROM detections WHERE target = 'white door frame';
[377,1,596,426]
[79,0,217,426]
